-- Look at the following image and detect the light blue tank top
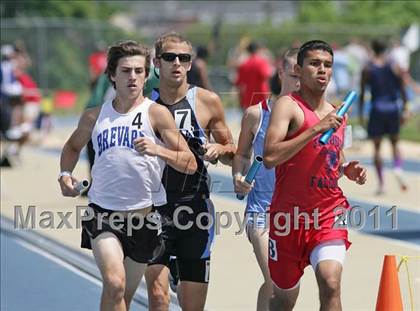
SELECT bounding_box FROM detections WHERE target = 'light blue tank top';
[246,100,275,213]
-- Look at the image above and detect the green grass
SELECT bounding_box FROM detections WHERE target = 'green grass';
[400,113,420,142]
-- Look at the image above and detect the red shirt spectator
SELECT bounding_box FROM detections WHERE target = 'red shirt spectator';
[236,43,272,109]
[16,72,41,105]
[89,51,107,87]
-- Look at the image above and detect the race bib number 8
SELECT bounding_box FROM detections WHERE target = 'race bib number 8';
[269,237,278,261]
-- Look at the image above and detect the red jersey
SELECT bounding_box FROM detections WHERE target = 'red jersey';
[270,92,348,216]
[236,54,271,109]
[16,72,41,104]
[89,51,107,77]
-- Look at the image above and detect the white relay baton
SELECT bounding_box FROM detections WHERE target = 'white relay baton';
[74,179,90,194]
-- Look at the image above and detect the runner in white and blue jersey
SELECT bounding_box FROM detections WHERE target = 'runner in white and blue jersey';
[232,48,299,311]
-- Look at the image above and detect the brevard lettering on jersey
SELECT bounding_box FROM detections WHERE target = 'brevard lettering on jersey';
[96,126,144,157]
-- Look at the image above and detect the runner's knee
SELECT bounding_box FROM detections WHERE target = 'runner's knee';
[148,285,169,311]
[318,275,341,298]
[270,289,297,311]
[103,274,125,302]
[146,269,170,310]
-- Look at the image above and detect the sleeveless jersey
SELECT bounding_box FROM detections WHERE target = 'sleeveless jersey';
[367,62,400,112]
[156,86,210,203]
[270,93,348,215]
[88,98,167,211]
[246,99,275,214]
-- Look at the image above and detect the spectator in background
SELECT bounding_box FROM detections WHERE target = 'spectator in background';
[227,36,251,82]
[1,44,23,167]
[236,41,272,110]
[360,39,409,195]
[269,50,285,99]
[88,41,107,90]
[144,65,160,100]
[35,93,54,143]
[187,45,212,90]
[390,38,411,73]
[1,44,22,140]
[345,38,369,91]
[14,43,42,138]
[1,43,43,165]
[332,43,352,97]
[390,37,420,95]
[226,36,251,104]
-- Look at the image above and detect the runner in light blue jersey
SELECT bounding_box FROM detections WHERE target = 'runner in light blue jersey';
[232,48,299,311]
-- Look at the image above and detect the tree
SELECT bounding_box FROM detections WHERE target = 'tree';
[296,0,420,28]
[0,0,119,20]
[343,1,420,27]
[297,1,339,24]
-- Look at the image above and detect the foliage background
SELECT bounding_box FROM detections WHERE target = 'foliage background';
[1,1,419,140]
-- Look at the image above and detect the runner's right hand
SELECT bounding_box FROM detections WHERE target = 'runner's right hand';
[59,175,81,197]
[233,173,253,195]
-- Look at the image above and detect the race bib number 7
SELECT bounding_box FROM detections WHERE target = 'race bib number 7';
[174,109,192,131]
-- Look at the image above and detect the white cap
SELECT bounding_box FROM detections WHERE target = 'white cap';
[1,45,14,58]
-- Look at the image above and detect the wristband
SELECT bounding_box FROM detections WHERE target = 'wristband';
[58,171,72,181]
[339,162,350,178]
[233,172,243,180]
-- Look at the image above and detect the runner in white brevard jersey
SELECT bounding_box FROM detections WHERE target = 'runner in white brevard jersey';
[58,41,196,311]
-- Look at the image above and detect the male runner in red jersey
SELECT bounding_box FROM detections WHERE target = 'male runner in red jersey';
[264,40,367,311]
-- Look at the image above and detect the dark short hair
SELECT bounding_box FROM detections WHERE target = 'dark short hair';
[297,40,334,66]
[105,40,151,88]
[371,39,387,56]
[154,32,192,57]
[196,46,209,59]
[247,41,259,54]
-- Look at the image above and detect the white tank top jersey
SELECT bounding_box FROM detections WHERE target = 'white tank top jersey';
[88,98,167,211]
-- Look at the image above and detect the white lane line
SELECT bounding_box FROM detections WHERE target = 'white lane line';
[15,237,102,287]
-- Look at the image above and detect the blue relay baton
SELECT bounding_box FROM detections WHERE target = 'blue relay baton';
[236,155,263,200]
[319,91,357,145]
